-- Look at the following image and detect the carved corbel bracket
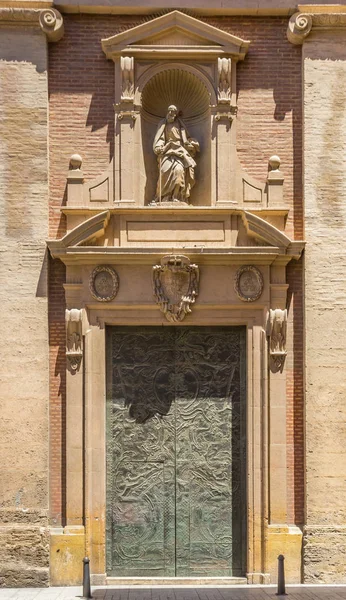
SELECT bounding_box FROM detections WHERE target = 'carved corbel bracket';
[121,56,134,103]
[117,110,137,121]
[66,309,83,373]
[287,12,313,45]
[267,308,287,372]
[153,255,199,323]
[39,9,64,42]
[217,57,232,105]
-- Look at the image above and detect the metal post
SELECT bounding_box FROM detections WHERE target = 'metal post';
[82,557,92,599]
[276,554,287,596]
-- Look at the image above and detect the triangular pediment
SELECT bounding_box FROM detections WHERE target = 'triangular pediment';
[102,11,250,59]
[137,27,219,47]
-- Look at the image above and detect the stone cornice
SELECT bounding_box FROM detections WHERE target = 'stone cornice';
[287,9,346,44]
[52,1,344,17]
[0,6,64,41]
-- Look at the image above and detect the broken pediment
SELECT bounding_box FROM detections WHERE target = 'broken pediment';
[101,11,250,59]
[48,209,304,265]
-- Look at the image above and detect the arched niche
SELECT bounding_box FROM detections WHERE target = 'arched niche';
[139,65,213,205]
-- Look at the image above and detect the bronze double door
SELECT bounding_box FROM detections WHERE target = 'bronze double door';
[106,326,246,577]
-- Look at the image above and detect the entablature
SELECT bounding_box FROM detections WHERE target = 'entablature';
[48,207,304,267]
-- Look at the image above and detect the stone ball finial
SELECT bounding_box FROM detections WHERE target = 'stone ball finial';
[39,8,64,43]
[287,12,313,45]
[269,155,281,171]
[69,154,83,170]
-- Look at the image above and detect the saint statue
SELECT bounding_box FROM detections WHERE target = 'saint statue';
[153,105,200,203]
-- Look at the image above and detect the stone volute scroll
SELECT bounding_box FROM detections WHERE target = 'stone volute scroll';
[65,309,83,372]
[267,308,288,371]
[39,9,64,42]
[286,12,313,44]
[152,255,199,322]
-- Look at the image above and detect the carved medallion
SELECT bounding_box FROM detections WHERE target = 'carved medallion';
[234,265,263,302]
[153,255,199,322]
[90,265,119,302]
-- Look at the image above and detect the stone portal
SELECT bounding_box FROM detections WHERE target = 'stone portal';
[106,326,246,577]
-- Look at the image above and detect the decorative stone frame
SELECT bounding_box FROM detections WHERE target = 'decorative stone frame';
[62,11,285,211]
[48,206,304,586]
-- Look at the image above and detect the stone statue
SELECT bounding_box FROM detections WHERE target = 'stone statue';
[153,105,199,203]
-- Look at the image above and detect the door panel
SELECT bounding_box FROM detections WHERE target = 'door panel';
[106,326,246,577]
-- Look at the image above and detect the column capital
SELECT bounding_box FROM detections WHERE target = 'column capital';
[287,9,346,45]
[0,6,64,42]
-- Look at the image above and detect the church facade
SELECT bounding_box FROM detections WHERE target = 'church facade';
[1,0,345,588]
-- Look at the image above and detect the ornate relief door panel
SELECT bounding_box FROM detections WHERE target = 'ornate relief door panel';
[106,326,246,577]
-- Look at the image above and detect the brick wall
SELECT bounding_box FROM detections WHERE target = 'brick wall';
[48,13,304,529]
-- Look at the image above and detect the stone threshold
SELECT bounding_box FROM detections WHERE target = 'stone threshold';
[106,577,248,586]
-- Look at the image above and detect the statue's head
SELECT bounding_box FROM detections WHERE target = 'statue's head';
[166,105,178,123]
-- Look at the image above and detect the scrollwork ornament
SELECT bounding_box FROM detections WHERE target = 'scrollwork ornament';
[287,12,312,45]
[39,8,64,42]
[89,265,119,302]
[234,265,263,302]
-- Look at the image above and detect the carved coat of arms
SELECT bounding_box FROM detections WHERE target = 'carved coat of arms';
[152,255,199,322]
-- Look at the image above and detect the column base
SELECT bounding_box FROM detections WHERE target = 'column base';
[266,524,302,583]
[50,526,85,586]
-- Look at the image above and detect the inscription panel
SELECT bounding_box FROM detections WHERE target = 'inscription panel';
[106,326,246,577]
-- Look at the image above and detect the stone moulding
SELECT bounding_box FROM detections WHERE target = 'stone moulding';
[101,10,250,60]
[0,7,64,41]
[152,254,199,322]
[47,208,305,266]
[65,308,83,372]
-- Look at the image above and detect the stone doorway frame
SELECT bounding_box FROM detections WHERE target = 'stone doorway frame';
[81,308,268,584]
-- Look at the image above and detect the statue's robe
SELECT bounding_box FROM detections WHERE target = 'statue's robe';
[153,117,197,201]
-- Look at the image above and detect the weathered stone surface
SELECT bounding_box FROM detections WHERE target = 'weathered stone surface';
[303,28,346,582]
[0,25,49,587]
[304,527,346,584]
[0,526,49,587]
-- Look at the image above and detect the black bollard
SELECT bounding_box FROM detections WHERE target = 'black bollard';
[276,554,287,596]
[82,556,92,599]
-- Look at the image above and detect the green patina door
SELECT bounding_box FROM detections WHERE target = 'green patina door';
[106,326,246,577]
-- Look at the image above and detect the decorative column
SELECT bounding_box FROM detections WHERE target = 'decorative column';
[264,264,302,583]
[84,321,107,584]
[65,309,84,528]
[212,58,238,204]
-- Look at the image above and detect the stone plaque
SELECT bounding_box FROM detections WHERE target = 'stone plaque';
[89,265,119,302]
[234,265,263,302]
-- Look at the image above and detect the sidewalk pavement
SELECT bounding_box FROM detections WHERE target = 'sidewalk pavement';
[1,586,346,600]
